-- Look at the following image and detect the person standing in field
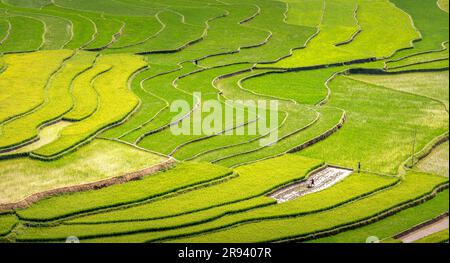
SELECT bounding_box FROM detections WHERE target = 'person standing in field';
[309,179,315,188]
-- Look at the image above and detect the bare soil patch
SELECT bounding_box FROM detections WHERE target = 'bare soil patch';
[269,166,353,203]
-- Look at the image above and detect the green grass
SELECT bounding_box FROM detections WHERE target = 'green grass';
[2,1,158,50]
[41,171,443,243]
[15,155,324,241]
[21,198,273,241]
[0,1,342,167]
[136,64,264,155]
[309,189,449,243]
[17,171,398,242]
[388,0,449,62]
[241,68,335,105]
[284,0,324,28]
[3,0,51,9]
[0,214,17,236]
[0,18,9,43]
[16,161,231,222]
[176,69,316,162]
[100,1,280,141]
[414,228,449,243]
[1,0,449,244]
[388,58,449,72]
[182,68,342,167]
[274,0,360,67]
[81,14,123,50]
[108,9,218,54]
[272,0,420,68]
[37,14,72,50]
[171,63,381,163]
[53,0,159,17]
[299,75,449,175]
[387,44,449,70]
[65,155,323,224]
[212,107,343,168]
[69,197,273,226]
[107,15,162,50]
[0,139,167,205]
[168,172,447,243]
[98,64,175,139]
[42,5,95,49]
[200,0,317,67]
[349,71,449,110]
[0,2,73,50]
[0,15,43,53]
[127,3,270,64]
[111,62,199,143]
[177,106,337,166]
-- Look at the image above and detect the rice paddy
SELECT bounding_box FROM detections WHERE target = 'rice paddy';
[0,0,448,244]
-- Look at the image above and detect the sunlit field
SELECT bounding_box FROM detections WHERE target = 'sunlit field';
[0,0,448,244]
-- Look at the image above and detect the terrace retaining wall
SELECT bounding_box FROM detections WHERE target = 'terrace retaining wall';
[0,158,176,211]
[393,212,449,240]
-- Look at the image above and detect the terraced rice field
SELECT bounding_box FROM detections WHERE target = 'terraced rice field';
[0,0,448,243]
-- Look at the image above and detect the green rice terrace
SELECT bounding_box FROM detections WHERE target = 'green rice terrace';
[0,0,448,243]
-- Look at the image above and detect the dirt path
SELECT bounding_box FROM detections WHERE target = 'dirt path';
[269,166,353,203]
[399,216,449,243]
